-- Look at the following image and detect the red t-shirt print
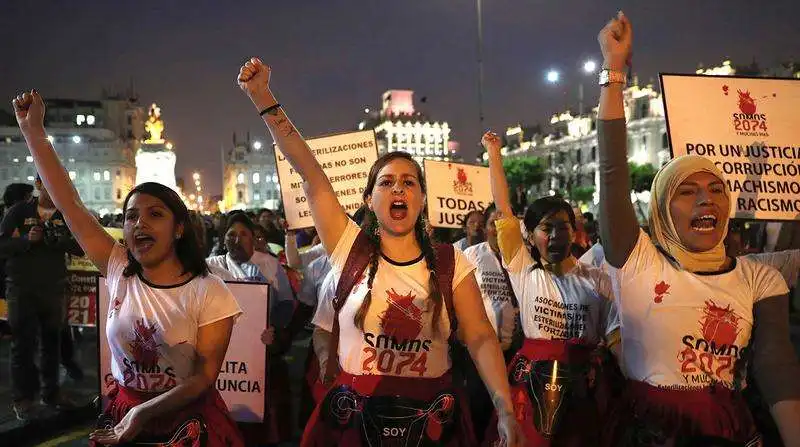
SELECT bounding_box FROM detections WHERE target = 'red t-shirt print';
[654,281,671,304]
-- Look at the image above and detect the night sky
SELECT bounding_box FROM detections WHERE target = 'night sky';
[2,0,799,196]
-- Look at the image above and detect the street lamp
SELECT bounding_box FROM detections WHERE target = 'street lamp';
[253,141,262,150]
[547,59,597,115]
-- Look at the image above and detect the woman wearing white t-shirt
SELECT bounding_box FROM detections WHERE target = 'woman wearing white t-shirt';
[482,132,620,446]
[237,58,522,447]
[597,13,800,446]
[12,92,244,446]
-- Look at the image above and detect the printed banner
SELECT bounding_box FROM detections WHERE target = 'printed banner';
[661,74,800,220]
[98,279,270,423]
[275,130,378,229]
[423,160,493,229]
[66,270,98,327]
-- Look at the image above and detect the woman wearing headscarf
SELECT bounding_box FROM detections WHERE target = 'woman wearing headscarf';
[597,12,800,446]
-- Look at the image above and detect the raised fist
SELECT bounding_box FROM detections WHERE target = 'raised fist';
[12,90,46,135]
[598,11,632,72]
[481,131,502,154]
[237,57,271,99]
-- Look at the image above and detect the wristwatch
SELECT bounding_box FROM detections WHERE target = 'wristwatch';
[599,69,627,86]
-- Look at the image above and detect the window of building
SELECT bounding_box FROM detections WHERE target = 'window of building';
[103,170,110,181]
[117,189,122,200]
[94,188,101,201]
[93,172,101,181]
[591,146,597,162]
[254,192,261,201]
[237,190,243,201]
[69,171,77,180]
[237,173,244,185]
[116,169,121,177]
[105,188,111,200]
[252,172,260,184]
[87,115,95,126]
[662,132,669,149]
[642,135,647,147]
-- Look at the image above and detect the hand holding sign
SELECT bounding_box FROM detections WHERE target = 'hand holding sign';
[237,57,271,100]
[598,11,632,72]
[12,89,46,135]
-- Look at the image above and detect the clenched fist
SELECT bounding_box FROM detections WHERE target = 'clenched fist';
[237,57,271,100]
[598,11,632,72]
[12,90,46,135]
[481,131,502,155]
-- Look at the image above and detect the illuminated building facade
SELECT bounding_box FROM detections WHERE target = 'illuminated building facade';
[0,97,141,215]
[221,134,281,212]
[497,79,669,205]
[358,90,457,166]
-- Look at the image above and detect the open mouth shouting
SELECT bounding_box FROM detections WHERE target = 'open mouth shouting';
[389,199,409,221]
[133,231,156,253]
[690,213,718,233]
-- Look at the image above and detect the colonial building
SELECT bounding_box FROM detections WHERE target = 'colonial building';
[495,79,669,205]
[0,96,142,215]
[221,134,281,212]
[358,90,457,166]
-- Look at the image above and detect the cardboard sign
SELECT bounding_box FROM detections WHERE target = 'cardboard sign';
[424,160,493,229]
[98,279,270,423]
[275,130,378,229]
[661,74,800,220]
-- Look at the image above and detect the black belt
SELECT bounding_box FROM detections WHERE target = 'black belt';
[321,384,459,446]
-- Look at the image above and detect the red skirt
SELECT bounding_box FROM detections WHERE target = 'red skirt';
[301,370,477,447]
[603,380,760,445]
[484,338,614,447]
[91,383,244,447]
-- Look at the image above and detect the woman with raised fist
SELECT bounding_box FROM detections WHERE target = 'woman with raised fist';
[237,57,523,447]
[482,130,621,446]
[12,91,243,446]
[596,12,800,446]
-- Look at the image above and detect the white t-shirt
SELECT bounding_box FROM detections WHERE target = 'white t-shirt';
[579,243,606,269]
[453,237,468,252]
[207,251,295,327]
[312,219,475,378]
[505,245,618,344]
[743,249,800,289]
[298,255,332,308]
[463,242,516,348]
[609,230,789,390]
[106,244,242,393]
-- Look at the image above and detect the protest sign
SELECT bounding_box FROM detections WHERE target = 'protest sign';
[661,74,800,220]
[275,130,378,229]
[423,160,493,229]
[98,279,270,422]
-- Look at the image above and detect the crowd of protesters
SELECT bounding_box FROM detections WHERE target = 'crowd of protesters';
[3,10,800,447]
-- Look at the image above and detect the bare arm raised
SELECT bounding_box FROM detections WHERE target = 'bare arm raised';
[237,58,348,255]
[483,131,514,219]
[12,91,115,275]
[597,12,640,268]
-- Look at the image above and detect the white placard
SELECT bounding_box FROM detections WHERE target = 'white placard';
[275,130,378,229]
[661,74,800,220]
[423,160,493,229]
[98,279,269,423]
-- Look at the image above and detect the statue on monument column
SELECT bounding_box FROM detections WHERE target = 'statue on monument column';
[144,103,165,144]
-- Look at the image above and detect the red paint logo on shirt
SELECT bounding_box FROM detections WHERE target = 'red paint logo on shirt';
[700,300,741,347]
[379,288,423,340]
[654,281,670,303]
[129,319,161,368]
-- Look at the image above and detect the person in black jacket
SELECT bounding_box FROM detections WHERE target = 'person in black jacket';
[0,176,83,421]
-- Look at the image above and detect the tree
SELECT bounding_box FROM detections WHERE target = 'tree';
[502,157,545,190]
[629,162,657,222]
[570,186,595,205]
